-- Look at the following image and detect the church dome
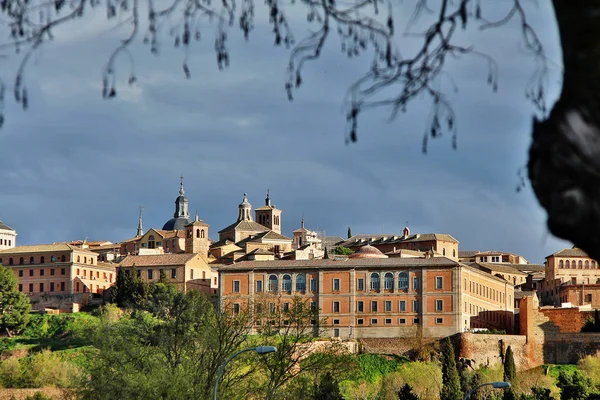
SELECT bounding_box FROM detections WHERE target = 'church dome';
[349,244,388,259]
[162,217,191,231]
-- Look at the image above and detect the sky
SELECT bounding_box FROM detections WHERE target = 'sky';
[0,0,571,264]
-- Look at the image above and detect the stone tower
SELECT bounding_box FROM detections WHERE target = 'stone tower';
[255,190,282,234]
[185,214,210,261]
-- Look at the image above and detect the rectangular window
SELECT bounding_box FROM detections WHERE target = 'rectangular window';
[269,303,276,314]
[370,318,378,325]
[233,303,240,314]
[233,280,240,293]
[357,318,364,325]
[50,282,55,292]
[283,303,290,313]
[436,317,443,324]
[310,279,317,292]
[435,276,443,289]
[18,270,23,277]
[414,318,420,324]
[333,319,340,325]
[399,318,406,324]
[29,283,33,292]
[39,283,44,292]
[357,301,364,312]
[50,269,55,276]
[40,269,45,276]
[29,269,33,277]
[385,300,392,312]
[357,278,364,291]
[310,301,317,312]
[413,300,420,313]
[171,268,177,279]
[333,328,340,337]
[256,280,263,293]
[333,301,340,313]
[61,268,66,275]
[413,276,420,290]
[399,300,406,312]
[436,299,443,311]
[371,300,378,312]
[61,282,65,291]
[333,278,340,291]
[148,269,153,280]
[385,318,392,325]
[18,284,22,292]
[190,269,194,279]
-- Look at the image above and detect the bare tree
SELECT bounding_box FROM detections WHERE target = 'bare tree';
[1,0,598,260]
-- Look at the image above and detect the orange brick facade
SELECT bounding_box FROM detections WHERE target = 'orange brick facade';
[219,258,514,338]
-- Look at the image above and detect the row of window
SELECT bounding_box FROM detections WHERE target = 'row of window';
[354,317,435,325]
[464,278,505,303]
[76,269,113,281]
[238,273,443,294]
[18,282,66,293]
[18,268,67,277]
[3,255,68,265]
[1,239,12,246]
[558,260,596,269]
[351,299,441,313]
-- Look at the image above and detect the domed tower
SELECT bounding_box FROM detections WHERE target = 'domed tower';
[162,176,192,231]
[255,190,282,234]
[185,214,210,261]
[238,193,253,221]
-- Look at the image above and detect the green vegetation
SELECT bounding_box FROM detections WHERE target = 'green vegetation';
[0,263,31,335]
[441,338,462,400]
[332,246,354,256]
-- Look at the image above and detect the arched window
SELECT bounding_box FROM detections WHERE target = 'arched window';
[296,273,306,291]
[201,229,205,238]
[566,260,570,268]
[61,255,65,262]
[8,258,13,265]
[384,272,394,290]
[51,256,56,263]
[559,260,564,268]
[77,256,80,262]
[585,260,590,269]
[84,257,87,264]
[572,260,577,269]
[370,273,380,290]
[19,257,24,265]
[196,229,200,238]
[282,274,292,291]
[40,256,45,263]
[30,256,34,264]
[398,272,409,290]
[579,260,583,269]
[268,274,278,292]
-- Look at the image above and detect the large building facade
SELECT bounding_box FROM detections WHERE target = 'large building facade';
[219,247,514,338]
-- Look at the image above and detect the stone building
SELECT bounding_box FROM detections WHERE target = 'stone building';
[218,245,515,339]
[337,226,459,261]
[0,220,17,250]
[0,243,116,311]
[542,247,600,306]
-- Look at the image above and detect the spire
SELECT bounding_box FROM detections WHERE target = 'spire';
[265,189,271,206]
[179,175,185,195]
[301,215,305,229]
[136,206,144,237]
[195,211,199,222]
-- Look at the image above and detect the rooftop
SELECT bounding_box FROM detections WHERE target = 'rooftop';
[0,243,97,255]
[120,253,198,267]
[337,233,459,248]
[0,221,15,231]
[551,248,591,258]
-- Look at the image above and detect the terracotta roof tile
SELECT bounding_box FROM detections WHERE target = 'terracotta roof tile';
[218,220,269,234]
[0,243,96,255]
[553,248,590,258]
[120,253,198,267]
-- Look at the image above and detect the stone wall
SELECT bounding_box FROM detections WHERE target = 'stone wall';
[540,307,594,333]
[453,333,528,369]
[358,337,438,356]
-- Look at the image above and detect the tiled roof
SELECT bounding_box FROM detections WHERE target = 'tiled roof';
[458,250,479,258]
[91,243,121,251]
[250,248,274,255]
[461,264,515,284]
[337,233,459,248]
[552,248,590,258]
[514,290,536,299]
[210,239,236,248]
[255,205,278,211]
[120,253,197,267]
[120,236,141,244]
[0,221,15,231]
[0,243,96,255]
[218,220,269,234]
[385,249,425,256]
[218,257,458,271]
[471,262,528,276]
[511,264,545,273]
[323,236,344,245]
[262,231,292,241]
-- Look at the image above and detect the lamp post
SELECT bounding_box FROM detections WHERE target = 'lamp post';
[213,346,277,400]
[463,382,511,400]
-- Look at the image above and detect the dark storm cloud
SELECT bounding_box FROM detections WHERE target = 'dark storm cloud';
[0,1,570,263]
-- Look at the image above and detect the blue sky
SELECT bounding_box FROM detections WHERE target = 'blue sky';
[0,1,570,263]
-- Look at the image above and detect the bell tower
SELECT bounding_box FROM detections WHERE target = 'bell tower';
[185,214,210,261]
[255,190,282,234]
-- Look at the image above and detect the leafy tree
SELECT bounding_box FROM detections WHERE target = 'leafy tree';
[556,370,591,400]
[111,266,149,309]
[504,346,516,383]
[313,371,343,400]
[0,264,31,335]
[332,246,354,256]
[440,338,462,400]
[398,383,420,400]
